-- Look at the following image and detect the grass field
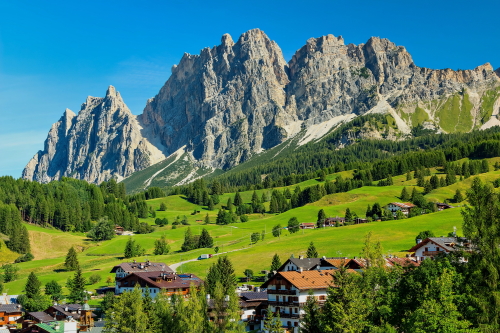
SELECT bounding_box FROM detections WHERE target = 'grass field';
[4,159,500,296]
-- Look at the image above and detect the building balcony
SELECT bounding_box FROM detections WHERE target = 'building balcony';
[268,301,296,306]
[279,312,301,319]
[422,251,443,256]
[267,289,297,295]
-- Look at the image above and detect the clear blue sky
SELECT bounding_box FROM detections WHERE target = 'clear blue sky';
[1,0,499,177]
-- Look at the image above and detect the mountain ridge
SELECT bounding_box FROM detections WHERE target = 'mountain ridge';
[23,29,500,185]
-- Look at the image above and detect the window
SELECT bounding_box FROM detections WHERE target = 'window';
[287,321,291,327]
[294,308,298,313]
[294,322,299,327]
[319,295,326,301]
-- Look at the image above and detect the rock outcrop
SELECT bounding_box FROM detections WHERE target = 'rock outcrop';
[23,86,165,184]
[24,29,500,184]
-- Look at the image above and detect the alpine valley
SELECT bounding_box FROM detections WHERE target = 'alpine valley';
[22,29,500,191]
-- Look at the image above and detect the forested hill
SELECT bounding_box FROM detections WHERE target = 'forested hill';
[202,123,500,191]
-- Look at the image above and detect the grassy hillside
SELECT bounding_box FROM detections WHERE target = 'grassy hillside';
[4,159,500,295]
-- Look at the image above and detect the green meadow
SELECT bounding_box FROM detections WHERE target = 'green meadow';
[4,159,499,296]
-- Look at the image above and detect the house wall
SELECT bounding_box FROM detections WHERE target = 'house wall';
[414,243,447,260]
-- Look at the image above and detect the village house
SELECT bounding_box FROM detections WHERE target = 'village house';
[323,217,344,227]
[436,203,454,211]
[0,303,22,328]
[261,270,354,332]
[299,223,315,229]
[386,202,416,215]
[276,256,322,272]
[115,271,203,297]
[408,236,472,261]
[239,290,268,331]
[20,300,96,332]
[110,260,173,286]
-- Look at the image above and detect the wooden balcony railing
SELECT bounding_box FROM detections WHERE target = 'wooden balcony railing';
[267,289,297,295]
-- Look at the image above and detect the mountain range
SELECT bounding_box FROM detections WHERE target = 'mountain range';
[22,29,500,188]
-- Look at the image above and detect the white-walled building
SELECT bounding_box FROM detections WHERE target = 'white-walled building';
[408,237,471,261]
[386,202,416,215]
[261,270,346,332]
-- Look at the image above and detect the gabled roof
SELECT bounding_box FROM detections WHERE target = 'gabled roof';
[323,258,352,269]
[118,271,203,290]
[261,270,335,290]
[28,311,55,323]
[36,322,65,333]
[277,258,322,272]
[240,291,268,301]
[110,262,173,274]
[408,237,459,252]
[388,202,416,209]
[0,303,22,313]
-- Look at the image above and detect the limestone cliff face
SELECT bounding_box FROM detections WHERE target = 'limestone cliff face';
[24,29,500,184]
[23,86,163,184]
[140,29,295,169]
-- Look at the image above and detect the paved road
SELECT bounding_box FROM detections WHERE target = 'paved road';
[170,247,248,272]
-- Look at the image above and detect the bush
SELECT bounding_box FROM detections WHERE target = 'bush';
[240,215,249,222]
[89,274,101,285]
[15,253,34,263]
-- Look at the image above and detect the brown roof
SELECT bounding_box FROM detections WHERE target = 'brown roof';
[110,261,173,274]
[324,258,352,268]
[389,202,416,209]
[275,270,338,290]
[386,257,420,267]
[118,271,203,290]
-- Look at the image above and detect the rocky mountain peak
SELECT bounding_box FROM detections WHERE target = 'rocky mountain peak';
[24,29,500,185]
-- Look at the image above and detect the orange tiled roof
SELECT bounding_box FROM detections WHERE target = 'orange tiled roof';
[279,270,336,289]
[325,258,352,268]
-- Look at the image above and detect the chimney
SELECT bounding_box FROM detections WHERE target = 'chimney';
[255,287,260,292]
[299,267,303,273]
[322,256,326,260]
[299,255,304,260]
[416,239,422,244]
[133,259,136,263]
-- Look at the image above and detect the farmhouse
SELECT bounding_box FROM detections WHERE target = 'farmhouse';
[276,256,322,272]
[299,223,316,229]
[115,271,203,297]
[323,217,344,227]
[408,237,472,261]
[386,202,416,215]
[436,203,454,211]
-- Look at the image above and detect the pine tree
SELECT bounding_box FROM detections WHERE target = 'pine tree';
[234,191,243,207]
[105,286,148,332]
[317,209,326,227]
[181,227,197,252]
[345,208,353,222]
[64,247,79,271]
[302,290,323,333]
[270,253,281,273]
[306,241,319,258]
[287,217,300,233]
[159,202,167,211]
[454,189,464,203]
[198,228,213,248]
[264,306,282,333]
[400,187,410,201]
[68,266,86,304]
[208,198,214,211]
[25,271,41,299]
[124,237,135,258]
[205,256,236,296]
[204,213,210,224]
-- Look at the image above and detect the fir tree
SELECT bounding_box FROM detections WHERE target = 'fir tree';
[302,290,323,333]
[159,202,167,211]
[204,213,210,224]
[345,208,353,222]
[234,191,243,207]
[317,209,326,227]
[25,271,41,299]
[198,228,214,248]
[181,227,197,252]
[64,246,79,271]
[287,217,300,233]
[454,189,464,203]
[400,187,410,201]
[270,253,281,272]
[264,306,282,333]
[68,266,86,304]
[306,241,319,258]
